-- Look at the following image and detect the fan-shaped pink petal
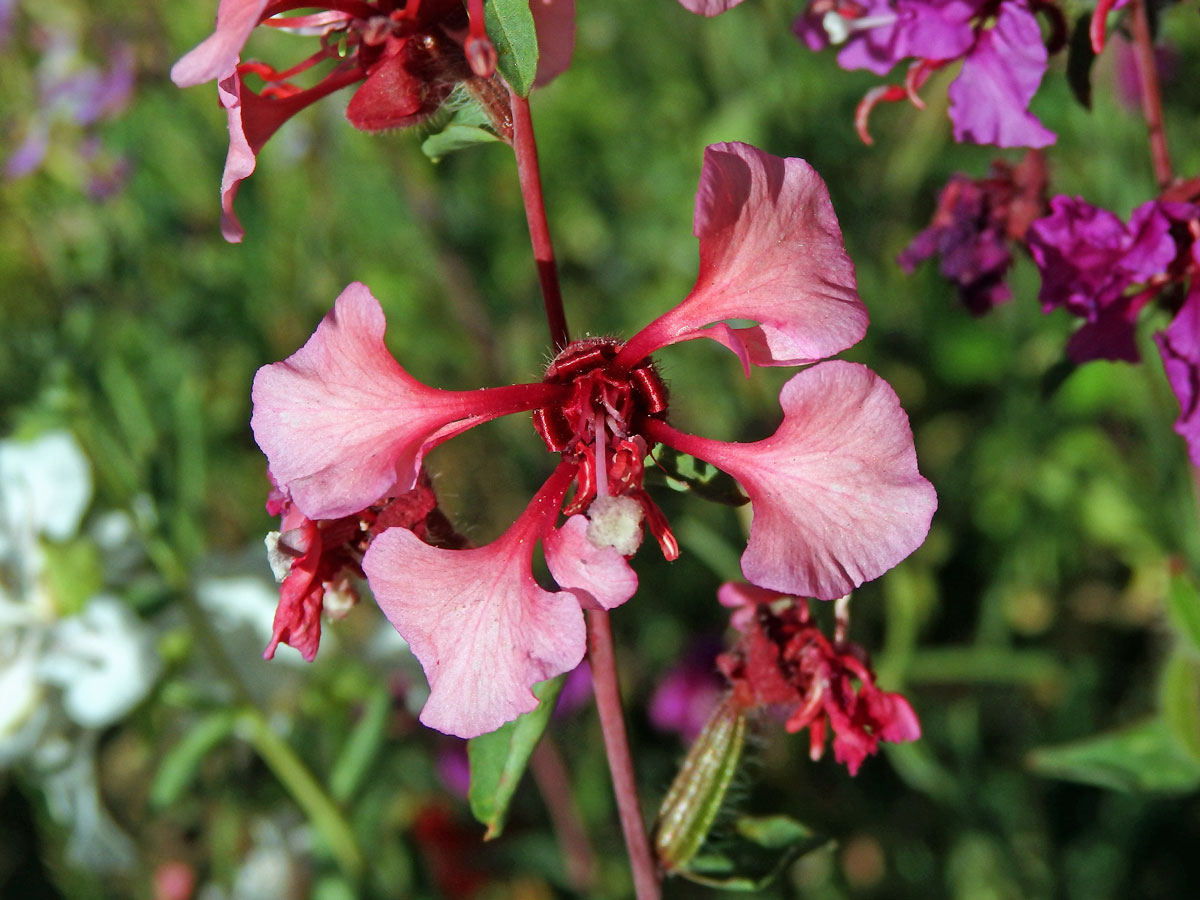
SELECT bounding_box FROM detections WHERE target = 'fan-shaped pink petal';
[647,362,936,599]
[544,515,638,609]
[619,142,867,371]
[252,282,560,521]
[217,73,255,243]
[678,0,747,16]
[171,0,269,87]
[363,468,586,738]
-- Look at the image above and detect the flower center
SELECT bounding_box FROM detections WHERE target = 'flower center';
[532,337,670,520]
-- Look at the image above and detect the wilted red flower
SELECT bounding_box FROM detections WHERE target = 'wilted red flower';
[716,582,920,775]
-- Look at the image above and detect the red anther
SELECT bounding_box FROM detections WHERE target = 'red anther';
[608,438,645,494]
[532,406,574,452]
[854,83,908,146]
[631,365,669,415]
[563,453,597,516]
[1090,0,1118,54]
[545,338,619,381]
[634,490,679,561]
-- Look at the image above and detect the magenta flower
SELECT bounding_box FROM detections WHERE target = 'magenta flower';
[172,0,576,241]
[648,639,725,741]
[899,152,1047,315]
[793,0,1056,148]
[1156,280,1200,467]
[1026,196,1181,363]
[716,583,920,775]
[251,142,936,737]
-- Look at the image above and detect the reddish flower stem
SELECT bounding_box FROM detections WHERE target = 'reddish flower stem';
[510,91,570,352]
[586,609,662,900]
[530,736,597,893]
[1129,0,1173,190]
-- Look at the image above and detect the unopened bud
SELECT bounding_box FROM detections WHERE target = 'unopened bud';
[464,36,497,79]
[654,695,747,873]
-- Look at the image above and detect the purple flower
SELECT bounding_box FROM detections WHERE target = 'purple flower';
[648,639,725,742]
[1027,197,1178,362]
[795,0,1055,148]
[4,28,134,188]
[1154,228,1200,464]
[899,152,1047,315]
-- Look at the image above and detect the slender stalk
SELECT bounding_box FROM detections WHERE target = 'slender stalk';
[510,90,570,352]
[530,736,597,892]
[1129,0,1173,189]
[236,708,364,880]
[586,609,662,900]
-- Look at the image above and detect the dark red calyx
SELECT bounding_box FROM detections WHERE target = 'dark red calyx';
[532,337,670,517]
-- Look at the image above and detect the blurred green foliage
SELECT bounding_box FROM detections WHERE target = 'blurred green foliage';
[4,0,1200,898]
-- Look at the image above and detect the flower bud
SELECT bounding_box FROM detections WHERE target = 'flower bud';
[653,695,747,873]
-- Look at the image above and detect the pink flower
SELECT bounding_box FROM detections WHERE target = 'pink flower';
[716,583,921,775]
[172,0,576,241]
[252,141,936,737]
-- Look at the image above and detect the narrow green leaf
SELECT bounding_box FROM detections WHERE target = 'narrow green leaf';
[1066,15,1096,110]
[151,710,238,808]
[1160,652,1200,763]
[468,675,565,839]
[98,355,158,465]
[1028,718,1200,793]
[1166,569,1200,656]
[483,0,539,97]
[678,814,829,891]
[330,686,392,804]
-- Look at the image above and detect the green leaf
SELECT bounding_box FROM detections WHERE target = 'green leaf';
[483,0,539,97]
[1160,652,1200,763]
[421,103,503,163]
[1028,718,1200,793]
[330,686,392,804]
[1166,569,1200,656]
[1066,15,1096,110]
[151,710,238,808]
[648,445,749,507]
[467,675,565,839]
[677,814,829,891]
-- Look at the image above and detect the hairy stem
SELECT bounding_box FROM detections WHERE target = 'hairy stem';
[586,609,662,900]
[510,90,570,352]
[1130,0,1173,189]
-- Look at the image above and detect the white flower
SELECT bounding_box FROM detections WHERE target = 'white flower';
[37,595,162,728]
[0,429,92,555]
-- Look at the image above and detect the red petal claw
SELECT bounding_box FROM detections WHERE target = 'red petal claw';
[1090,0,1117,54]
[634,490,679,560]
[855,84,908,146]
